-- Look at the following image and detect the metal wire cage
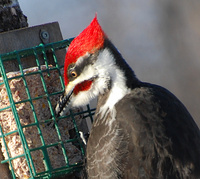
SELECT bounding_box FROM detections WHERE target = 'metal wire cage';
[0,39,94,178]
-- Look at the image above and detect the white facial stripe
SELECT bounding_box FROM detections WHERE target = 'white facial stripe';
[75,52,90,66]
[94,48,130,110]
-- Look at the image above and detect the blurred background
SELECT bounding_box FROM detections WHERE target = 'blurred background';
[19,0,200,126]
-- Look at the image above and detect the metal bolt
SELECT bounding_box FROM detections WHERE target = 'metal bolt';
[40,29,50,44]
[41,31,49,40]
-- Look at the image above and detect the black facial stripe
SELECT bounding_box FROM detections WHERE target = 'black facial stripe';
[67,52,99,82]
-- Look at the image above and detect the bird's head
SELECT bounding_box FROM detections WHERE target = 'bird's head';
[55,16,108,116]
[55,16,136,117]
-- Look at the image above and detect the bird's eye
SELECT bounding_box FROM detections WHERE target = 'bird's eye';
[71,71,77,78]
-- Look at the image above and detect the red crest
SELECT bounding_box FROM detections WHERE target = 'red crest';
[64,16,106,85]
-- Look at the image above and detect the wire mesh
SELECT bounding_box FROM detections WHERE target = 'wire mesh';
[0,39,95,178]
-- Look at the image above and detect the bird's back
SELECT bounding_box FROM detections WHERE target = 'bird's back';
[87,83,200,179]
[116,83,200,179]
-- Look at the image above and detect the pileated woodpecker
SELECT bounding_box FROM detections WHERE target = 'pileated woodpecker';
[55,16,200,179]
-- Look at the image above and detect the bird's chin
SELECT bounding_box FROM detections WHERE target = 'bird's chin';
[70,93,91,108]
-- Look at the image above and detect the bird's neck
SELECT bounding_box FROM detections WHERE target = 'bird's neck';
[103,39,140,89]
[94,40,140,124]
[96,68,130,125]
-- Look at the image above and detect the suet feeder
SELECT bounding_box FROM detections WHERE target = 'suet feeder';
[0,23,94,179]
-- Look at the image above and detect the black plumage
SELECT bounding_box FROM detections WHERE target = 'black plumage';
[86,40,200,179]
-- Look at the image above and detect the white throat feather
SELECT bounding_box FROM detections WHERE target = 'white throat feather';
[94,48,131,125]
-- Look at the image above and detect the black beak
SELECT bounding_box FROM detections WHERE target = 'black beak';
[54,89,73,117]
